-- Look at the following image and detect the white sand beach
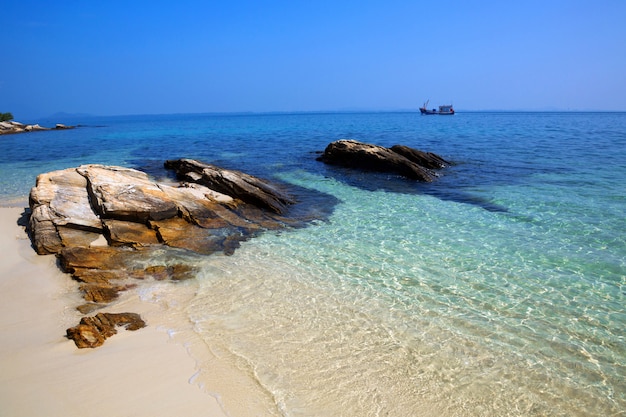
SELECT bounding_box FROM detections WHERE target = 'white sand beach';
[0,207,231,417]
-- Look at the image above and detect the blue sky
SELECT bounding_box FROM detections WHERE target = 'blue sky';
[2,1,625,118]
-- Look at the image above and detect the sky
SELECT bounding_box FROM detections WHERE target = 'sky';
[2,1,626,118]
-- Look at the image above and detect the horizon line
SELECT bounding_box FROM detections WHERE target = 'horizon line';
[29,108,626,120]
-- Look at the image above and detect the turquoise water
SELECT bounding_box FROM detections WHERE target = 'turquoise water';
[1,112,624,415]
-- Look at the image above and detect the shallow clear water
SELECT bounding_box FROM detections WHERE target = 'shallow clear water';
[2,112,625,415]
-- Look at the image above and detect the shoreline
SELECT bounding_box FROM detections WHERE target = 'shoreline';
[0,207,231,417]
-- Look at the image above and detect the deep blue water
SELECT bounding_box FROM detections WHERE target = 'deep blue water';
[1,112,624,416]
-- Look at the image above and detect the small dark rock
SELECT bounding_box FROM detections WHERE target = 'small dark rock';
[66,312,146,348]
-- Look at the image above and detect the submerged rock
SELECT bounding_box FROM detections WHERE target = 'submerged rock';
[316,140,449,182]
[28,159,301,347]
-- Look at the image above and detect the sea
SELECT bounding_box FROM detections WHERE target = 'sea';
[1,111,624,416]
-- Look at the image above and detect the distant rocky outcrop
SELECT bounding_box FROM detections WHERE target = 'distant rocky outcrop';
[0,121,74,135]
[316,140,450,182]
[28,159,301,348]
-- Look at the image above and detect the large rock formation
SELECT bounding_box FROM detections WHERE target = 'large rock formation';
[28,159,299,347]
[316,140,450,181]
[29,161,297,257]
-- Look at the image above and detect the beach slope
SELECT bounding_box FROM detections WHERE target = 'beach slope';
[0,207,228,417]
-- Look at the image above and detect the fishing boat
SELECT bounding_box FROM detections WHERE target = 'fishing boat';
[419,100,455,115]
